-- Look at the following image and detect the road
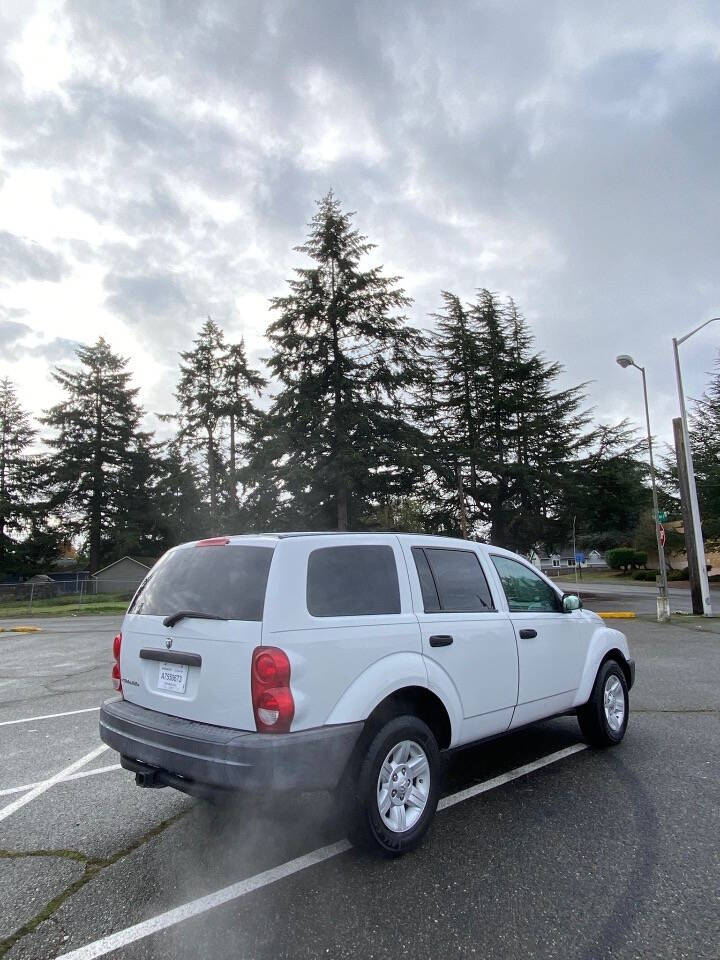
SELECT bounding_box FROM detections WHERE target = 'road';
[1,613,719,959]
[556,578,720,616]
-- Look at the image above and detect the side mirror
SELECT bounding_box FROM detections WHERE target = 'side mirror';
[563,593,582,613]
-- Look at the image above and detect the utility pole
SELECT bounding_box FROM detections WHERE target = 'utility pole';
[672,321,717,616]
[673,417,703,614]
[616,355,670,621]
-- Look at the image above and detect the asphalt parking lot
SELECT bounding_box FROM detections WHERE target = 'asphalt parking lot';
[1,611,719,960]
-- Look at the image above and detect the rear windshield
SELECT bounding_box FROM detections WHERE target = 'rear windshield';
[128,545,274,621]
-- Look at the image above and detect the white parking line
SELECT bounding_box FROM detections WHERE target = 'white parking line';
[438,742,588,811]
[56,742,589,960]
[0,763,122,797]
[0,706,100,727]
[0,744,109,823]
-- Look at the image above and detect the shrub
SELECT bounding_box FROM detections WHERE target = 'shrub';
[606,547,636,572]
[631,569,658,581]
[632,550,648,569]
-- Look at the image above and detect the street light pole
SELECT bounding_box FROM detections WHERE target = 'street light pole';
[616,355,670,621]
[672,317,718,617]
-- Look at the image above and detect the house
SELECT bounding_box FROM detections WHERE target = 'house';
[92,557,156,596]
[528,547,607,575]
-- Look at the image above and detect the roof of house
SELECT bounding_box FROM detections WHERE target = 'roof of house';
[92,556,157,577]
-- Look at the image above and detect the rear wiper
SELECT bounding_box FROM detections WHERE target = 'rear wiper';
[162,610,228,628]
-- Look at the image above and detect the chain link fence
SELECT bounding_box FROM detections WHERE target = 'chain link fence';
[0,579,142,617]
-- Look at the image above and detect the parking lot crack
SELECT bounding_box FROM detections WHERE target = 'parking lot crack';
[0,848,89,864]
[0,807,191,958]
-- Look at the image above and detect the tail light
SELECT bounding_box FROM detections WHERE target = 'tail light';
[251,646,294,733]
[112,632,123,695]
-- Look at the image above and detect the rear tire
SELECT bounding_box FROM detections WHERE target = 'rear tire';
[577,659,629,747]
[345,714,441,857]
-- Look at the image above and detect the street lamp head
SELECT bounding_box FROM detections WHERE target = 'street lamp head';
[616,354,635,369]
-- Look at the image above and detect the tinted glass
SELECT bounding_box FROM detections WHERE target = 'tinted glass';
[491,556,560,613]
[307,545,401,617]
[424,548,494,612]
[128,545,274,621]
[412,547,440,612]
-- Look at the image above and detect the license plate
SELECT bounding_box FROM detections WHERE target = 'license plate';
[158,662,188,694]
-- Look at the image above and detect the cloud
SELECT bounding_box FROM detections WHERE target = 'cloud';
[0,0,718,439]
[0,230,69,283]
[0,316,32,347]
[104,270,188,322]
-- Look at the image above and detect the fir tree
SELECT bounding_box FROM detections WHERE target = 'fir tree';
[172,317,229,532]
[688,352,720,543]
[558,420,651,551]
[222,339,266,512]
[424,290,588,551]
[250,192,427,530]
[42,338,151,574]
[0,378,35,574]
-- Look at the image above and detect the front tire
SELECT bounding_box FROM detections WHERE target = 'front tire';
[577,659,629,747]
[347,715,441,857]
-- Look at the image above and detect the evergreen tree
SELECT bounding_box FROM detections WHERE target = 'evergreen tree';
[0,378,35,575]
[172,317,229,532]
[42,338,151,574]
[688,352,720,543]
[558,420,651,552]
[105,436,168,562]
[248,192,427,530]
[222,339,266,512]
[424,290,588,551]
[154,440,210,545]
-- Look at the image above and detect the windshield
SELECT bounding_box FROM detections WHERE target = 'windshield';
[128,545,274,621]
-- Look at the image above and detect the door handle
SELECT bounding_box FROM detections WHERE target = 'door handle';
[429,635,453,647]
[518,629,537,639]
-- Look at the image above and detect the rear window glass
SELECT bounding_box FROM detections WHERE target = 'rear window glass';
[128,545,274,621]
[422,547,494,612]
[307,545,401,617]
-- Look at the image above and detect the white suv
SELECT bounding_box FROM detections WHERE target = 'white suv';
[100,532,635,855]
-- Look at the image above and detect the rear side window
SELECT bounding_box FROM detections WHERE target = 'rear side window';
[414,547,494,613]
[128,545,274,621]
[307,545,401,617]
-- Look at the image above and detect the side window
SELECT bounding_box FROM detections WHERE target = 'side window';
[415,547,494,613]
[411,547,440,612]
[491,556,561,613]
[307,545,401,617]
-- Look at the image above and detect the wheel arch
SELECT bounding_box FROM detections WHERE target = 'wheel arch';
[363,686,453,750]
[573,627,633,707]
[599,648,633,690]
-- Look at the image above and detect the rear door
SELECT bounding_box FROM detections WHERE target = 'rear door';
[402,541,519,743]
[119,539,274,730]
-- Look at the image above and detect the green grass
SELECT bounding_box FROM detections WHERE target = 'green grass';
[0,593,130,619]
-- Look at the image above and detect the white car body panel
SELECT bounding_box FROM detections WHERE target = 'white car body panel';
[263,534,422,731]
[398,537,519,744]
[325,652,429,727]
[572,624,631,707]
[118,532,632,748]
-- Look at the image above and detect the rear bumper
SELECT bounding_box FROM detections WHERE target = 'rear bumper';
[99,697,363,794]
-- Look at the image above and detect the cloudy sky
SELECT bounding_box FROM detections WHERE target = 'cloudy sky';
[1,0,719,446]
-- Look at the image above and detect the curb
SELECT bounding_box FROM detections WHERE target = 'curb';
[0,625,43,633]
[597,611,637,619]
